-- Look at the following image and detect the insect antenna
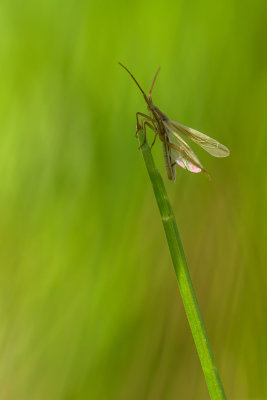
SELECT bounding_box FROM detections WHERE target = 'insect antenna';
[149,67,160,99]
[118,62,149,103]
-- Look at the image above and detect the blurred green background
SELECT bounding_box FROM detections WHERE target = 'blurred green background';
[0,0,266,399]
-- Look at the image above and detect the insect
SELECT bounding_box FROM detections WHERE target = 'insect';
[119,62,230,181]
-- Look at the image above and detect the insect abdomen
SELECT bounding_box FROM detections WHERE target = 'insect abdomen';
[162,143,176,181]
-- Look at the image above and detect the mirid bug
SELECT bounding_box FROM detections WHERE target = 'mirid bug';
[119,62,230,181]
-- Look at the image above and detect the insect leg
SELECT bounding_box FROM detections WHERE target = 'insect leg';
[136,112,155,137]
[160,137,181,152]
[150,132,158,149]
[138,121,157,149]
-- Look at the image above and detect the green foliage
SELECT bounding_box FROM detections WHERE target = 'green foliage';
[0,0,266,399]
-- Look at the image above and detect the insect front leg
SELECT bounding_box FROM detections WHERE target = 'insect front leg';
[138,121,157,149]
[136,112,155,137]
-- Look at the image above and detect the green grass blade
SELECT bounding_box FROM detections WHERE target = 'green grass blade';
[137,129,226,400]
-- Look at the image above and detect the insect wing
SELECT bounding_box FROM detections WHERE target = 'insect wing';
[163,121,206,175]
[170,120,230,158]
[176,155,202,173]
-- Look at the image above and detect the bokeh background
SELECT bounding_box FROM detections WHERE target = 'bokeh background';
[0,0,266,399]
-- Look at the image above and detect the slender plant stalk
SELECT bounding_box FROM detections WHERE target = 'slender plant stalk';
[138,129,226,400]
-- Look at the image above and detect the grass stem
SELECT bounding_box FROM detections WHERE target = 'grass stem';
[138,129,226,400]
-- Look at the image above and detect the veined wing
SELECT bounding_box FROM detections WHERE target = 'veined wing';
[175,153,202,174]
[169,120,230,158]
[163,121,208,176]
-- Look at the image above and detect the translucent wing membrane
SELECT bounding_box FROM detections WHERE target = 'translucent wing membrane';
[163,121,207,175]
[170,120,230,158]
[176,156,202,173]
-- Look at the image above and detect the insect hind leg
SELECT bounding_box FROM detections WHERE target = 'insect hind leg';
[150,132,158,149]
